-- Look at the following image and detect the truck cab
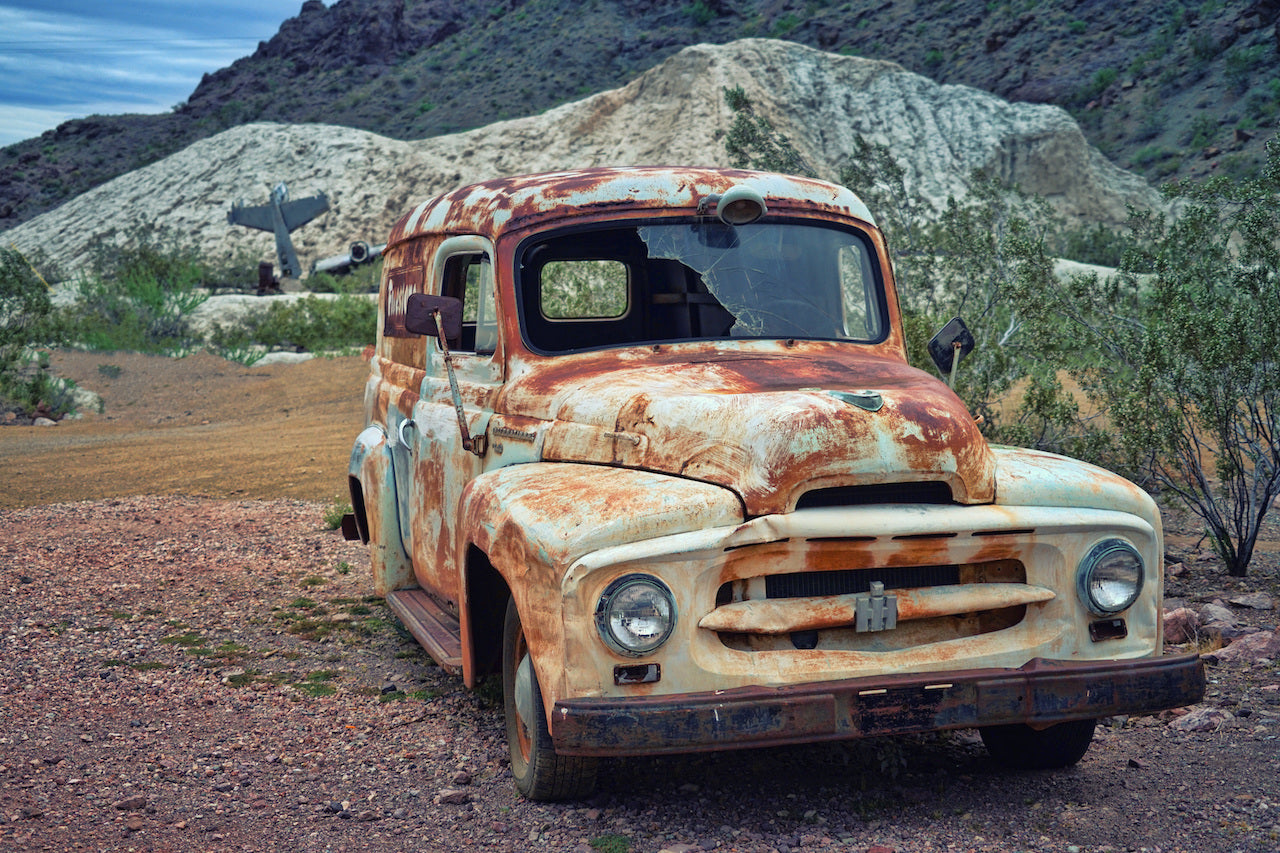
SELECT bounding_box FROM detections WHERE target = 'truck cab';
[347,167,1204,800]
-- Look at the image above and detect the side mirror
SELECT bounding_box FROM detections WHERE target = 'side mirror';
[927,317,975,382]
[406,293,463,340]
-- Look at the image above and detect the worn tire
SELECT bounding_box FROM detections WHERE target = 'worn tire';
[979,718,1097,770]
[502,598,598,800]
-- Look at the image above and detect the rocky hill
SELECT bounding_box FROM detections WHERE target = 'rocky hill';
[1,0,1277,229]
[1,40,1163,280]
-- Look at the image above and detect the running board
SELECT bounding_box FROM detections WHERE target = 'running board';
[386,588,463,674]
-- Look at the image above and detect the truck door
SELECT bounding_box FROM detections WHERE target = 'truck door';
[400,236,501,603]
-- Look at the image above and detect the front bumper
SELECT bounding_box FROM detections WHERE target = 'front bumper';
[551,653,1205,756]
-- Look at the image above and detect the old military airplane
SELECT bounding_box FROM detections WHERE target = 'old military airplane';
[227,182,330,280]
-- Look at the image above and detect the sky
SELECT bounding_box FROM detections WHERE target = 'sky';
[0,0,311,147]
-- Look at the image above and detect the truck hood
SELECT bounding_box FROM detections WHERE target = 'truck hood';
[501,349,994,516]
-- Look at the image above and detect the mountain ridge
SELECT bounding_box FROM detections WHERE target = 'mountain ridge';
[1,0,1276,228]
[1,40,1163,279]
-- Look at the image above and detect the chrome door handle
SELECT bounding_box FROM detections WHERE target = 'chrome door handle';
[397,418,416,448]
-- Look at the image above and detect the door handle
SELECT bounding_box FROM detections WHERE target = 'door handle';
[397,418,416,448]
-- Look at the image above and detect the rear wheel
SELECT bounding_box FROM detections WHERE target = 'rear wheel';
[979,718,1097,769]
[502,598,598,800]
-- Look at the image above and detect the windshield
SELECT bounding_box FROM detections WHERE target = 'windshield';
[517,221,885,353]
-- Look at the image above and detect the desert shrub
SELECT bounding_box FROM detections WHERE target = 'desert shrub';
[0,247,70,415]
[1024,137,1280,576]
[722,87,815,178]
[210,292,376,354]
[1224,44,1269,95]
[65,227,212,353]
[305,259,382,294]
[1055,222,1129,267]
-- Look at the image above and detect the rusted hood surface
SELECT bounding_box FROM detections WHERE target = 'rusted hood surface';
[502,348,994,515]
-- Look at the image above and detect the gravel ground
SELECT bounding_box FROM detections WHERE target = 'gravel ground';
[2,495,1279,853]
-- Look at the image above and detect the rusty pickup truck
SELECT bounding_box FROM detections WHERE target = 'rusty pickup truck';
[345,166,1204,800]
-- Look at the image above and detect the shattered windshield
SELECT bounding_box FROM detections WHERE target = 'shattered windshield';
[517,221,885,353]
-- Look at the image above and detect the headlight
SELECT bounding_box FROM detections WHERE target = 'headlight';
[1077,538,1145,615]
[595,575,676,656]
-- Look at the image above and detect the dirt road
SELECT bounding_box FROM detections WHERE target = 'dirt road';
[0,350,369,509]
[1,349,1279,853]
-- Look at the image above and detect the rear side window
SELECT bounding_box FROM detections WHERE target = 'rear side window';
[540,260,629,319]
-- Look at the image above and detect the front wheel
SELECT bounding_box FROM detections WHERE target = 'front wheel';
[502,598,598,800]
[979,718,1097,769]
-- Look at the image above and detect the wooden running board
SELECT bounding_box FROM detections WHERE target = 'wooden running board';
[386,588,463,674]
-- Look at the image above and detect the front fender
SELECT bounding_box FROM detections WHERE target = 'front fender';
[350,425,413,595]
[457,463,743,714]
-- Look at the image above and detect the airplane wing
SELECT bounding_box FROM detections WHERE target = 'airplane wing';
[280,193,330,230]
[227,203,275,232]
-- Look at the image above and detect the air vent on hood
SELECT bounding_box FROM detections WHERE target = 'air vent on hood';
[796,481,953,509]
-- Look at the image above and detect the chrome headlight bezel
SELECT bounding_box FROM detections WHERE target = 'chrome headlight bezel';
[594,574,676,657]
[1077,538,1145,616]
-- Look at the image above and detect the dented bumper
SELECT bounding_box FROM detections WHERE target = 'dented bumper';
[550,653,1205,756]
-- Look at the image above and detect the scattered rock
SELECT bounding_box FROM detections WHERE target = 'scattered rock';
[112,794,147,811]
[1164,607,1200,644]
[1199,602,1236,626]
[1169,706,1235,732]
[1210,631,1280,664]
[435,788,470,805]
[1228,592,1274,611]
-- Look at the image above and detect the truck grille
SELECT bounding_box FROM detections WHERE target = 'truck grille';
[710,557,1030,653]
[765,565,960,598]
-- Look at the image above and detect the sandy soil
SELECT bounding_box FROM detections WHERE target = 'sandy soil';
[1,349,1279,853]
[0,350,369,509]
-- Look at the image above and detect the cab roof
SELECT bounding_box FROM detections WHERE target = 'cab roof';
[388,166,875,245]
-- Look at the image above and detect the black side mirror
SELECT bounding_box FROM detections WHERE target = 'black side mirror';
[406,293,463,340]
[927,317,975,376]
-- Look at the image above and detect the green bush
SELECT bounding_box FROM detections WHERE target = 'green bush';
[1021,138,1280,576]
[1055,222,1129,267]
[210,292,376,354]
[686,0,714,25]
[0,247,68,416]
[64,227,213,353]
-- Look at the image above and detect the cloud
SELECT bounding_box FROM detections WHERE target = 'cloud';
[0,1,307,146]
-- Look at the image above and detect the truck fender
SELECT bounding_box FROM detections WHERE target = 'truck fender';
[349,425,414,595]
[454,463,742,710]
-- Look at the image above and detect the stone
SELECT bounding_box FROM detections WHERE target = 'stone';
[450,769,472,786]
[1199,603,1236,626]
[1163,607,1200,644]
[1228,592,1275,610]
[1210,631,1280,664]
[112,794,147,811]
[1169,706,1234,732]
[125,815,144,832]
[32,417,56,427]
[435,788,470,805]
